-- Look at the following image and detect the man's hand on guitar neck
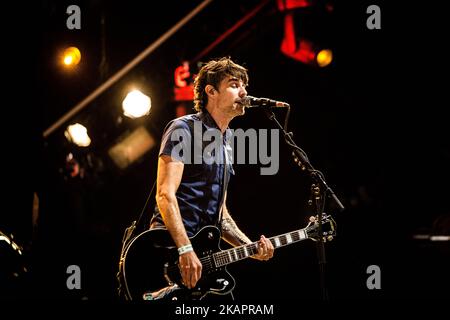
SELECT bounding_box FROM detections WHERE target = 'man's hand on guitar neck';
[252,235,275,261]
[179,250,203,289]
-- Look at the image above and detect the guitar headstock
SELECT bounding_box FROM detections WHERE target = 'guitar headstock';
[305,213,336,242]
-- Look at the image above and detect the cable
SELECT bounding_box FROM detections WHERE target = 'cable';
[117,179,157,299]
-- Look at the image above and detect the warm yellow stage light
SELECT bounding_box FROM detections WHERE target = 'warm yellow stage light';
[316,49,333,67]
[64,123,91,147]
[62,47,81,66]
[122,90,151,119]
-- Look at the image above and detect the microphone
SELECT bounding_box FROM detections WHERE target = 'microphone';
[243,95,290,108]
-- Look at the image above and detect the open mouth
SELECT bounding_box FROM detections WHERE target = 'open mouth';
[235,99,245,107]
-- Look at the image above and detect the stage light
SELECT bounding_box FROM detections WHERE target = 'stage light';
[108,126,155,169]
[122,90,151,119]
[62,46,81,67]
[64,123,91,147]
[316,48,333,67]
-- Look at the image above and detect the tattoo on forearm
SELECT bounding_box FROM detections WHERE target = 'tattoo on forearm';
[221,218,249,245]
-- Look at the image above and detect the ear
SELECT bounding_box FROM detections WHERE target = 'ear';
[205,84,216,98]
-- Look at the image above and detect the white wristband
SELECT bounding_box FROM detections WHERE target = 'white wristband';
[178,244,193,255]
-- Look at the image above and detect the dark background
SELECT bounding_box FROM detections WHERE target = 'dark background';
[1,0,449,302]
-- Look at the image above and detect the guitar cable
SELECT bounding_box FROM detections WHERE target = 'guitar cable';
[122,179,157,249]
[117,179,157,299]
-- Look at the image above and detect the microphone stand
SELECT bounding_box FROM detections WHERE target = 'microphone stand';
[262,107,345,301]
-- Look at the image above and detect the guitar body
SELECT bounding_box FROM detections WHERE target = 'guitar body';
[121,225,235,301]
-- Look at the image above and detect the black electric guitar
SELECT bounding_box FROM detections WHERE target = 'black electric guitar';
[119,214,336,301]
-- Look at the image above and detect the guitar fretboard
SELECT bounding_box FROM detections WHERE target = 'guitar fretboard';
[212,227,309,268]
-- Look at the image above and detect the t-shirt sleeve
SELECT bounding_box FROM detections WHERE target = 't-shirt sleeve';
[159,119,192,163]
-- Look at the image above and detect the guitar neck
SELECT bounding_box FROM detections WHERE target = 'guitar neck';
[213,226,310,268]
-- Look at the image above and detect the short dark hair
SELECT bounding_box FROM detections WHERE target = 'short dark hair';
[193,57,249,112]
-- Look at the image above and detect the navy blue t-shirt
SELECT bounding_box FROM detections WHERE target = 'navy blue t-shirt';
[150,110,234,237]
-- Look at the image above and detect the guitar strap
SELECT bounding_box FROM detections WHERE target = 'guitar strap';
[217,134,229,231]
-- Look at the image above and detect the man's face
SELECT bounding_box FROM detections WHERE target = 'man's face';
[215,75,248,117]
